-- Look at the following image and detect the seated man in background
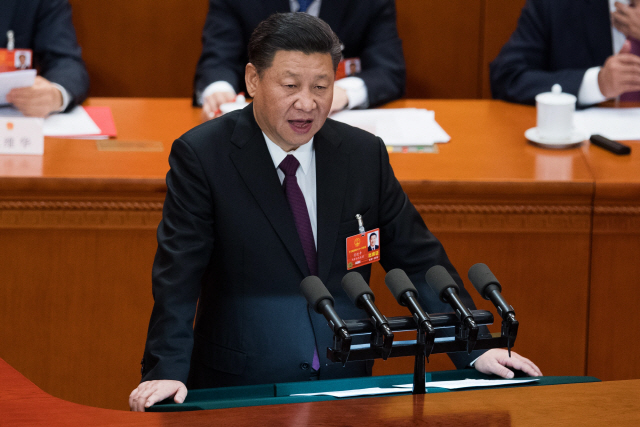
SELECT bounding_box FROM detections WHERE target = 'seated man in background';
[490,0,640,106]
[194,0,406,120]
[130,12,540,412]
[2,0,89,117]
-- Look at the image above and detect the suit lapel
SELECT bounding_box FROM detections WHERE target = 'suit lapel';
[0,0,18,45]
[318,0,349,36]
[315,120,348,283]
[267,0,291,14]
[229,105,310,277]
[582,0,613,63]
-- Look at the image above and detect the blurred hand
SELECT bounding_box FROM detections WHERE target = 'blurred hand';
[613,1,640,40]
[129,380,187,412]
[598,40,640,98]
[202,91,236,121]
[6,76,63,117]
[474,349,543,379]
[330,85,349,114]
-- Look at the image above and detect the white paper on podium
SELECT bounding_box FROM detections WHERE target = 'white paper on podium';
[394,378,539,390]
[291,387,412,398]
[574,108,640,141]
[330,108,451,146]
[0,70,37,104]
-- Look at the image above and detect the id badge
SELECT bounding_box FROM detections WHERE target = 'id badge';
[335,57,361,81]
[346,228,380,270]
[0,48,33,72]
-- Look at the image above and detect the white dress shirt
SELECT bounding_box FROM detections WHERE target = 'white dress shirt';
[263,132,318,248]
[201,0,369,110]
[577,0,630,105]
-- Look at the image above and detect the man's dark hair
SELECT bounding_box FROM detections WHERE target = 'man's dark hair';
[248,13,342,75]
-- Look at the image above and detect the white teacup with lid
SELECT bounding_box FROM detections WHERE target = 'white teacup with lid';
[534,84,576,141]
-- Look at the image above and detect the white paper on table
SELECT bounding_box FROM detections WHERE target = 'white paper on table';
[574,108,640,141]
[42,106,101,137]
[330,108,451,146]
[0,70,37,104]
[291,387,412,398]
[393,378,539,390]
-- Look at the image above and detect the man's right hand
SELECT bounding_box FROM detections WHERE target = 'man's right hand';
[598,40,640,98]
[202,91,236,121]
[129,380,187,412]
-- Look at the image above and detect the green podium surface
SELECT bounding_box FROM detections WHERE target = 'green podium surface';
[149,369,599,412]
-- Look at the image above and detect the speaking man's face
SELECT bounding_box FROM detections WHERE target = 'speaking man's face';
[370,234,377,246]
[246,50,334,152]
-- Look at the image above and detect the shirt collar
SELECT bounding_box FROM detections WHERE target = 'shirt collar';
[263,132,315,175]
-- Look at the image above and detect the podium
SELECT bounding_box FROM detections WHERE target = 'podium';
[149,369,598,412]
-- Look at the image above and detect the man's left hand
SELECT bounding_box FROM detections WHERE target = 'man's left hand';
[6,76,63,117]
[330,85,349,114]
[473,349,543,379]
[613,1,640,41]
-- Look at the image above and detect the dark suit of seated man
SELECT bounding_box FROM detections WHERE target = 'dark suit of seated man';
[194,0,406,120]
[2,0,89,117]
[490,0,640,106]
[129,13,542,412]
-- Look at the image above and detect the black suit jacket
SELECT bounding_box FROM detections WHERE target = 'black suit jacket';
[490,0,612,105]
[141,104,485,388]
[0,0,89,111]
[193,0,406,108]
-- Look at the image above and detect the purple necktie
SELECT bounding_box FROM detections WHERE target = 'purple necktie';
[298,0,313,13]
[279,155,320,370]
[279,155,318,276]
[620,37,640,102]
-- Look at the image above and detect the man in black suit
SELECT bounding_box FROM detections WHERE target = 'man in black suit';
[490,0,640,106]
[130,13,541,412]
[2,0,89,116]
[194,0,406,120]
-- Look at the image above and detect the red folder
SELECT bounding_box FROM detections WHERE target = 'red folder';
[83,106,117,138]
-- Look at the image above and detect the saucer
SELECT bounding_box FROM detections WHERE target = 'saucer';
[525,127,587,149]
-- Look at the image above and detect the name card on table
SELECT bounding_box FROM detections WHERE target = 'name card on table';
[0,116,44,155]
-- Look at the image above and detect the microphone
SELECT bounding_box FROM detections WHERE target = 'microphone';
[425,265,478,353]
[468,263,518,356]
[300,276,349,335]
[467,263,515,322]
[300,276,351,365]
[341,272,394,360]
[384,269,435,336]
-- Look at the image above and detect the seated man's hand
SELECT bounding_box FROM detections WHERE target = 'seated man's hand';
[613,1,640,41]
[330,85,349,114]
[598,40,640,98]
[129,380,187,412]
[6,76,63,117]
[202,91,236,121]
[473,349,543,379]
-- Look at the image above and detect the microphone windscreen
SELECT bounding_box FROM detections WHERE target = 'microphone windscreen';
[468,263,502,300]
[425,265,459,303]
[385,269,418,306]
[300,276,334,313]
[341,271,374,307]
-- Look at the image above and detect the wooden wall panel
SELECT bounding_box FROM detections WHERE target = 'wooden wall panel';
[481,0,527,98]
[69,0,208,97]
[0,218,161,410]
[396,0,483,99]
[588,215,640,381]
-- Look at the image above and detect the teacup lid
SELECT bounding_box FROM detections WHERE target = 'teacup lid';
[535,84,577,105]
